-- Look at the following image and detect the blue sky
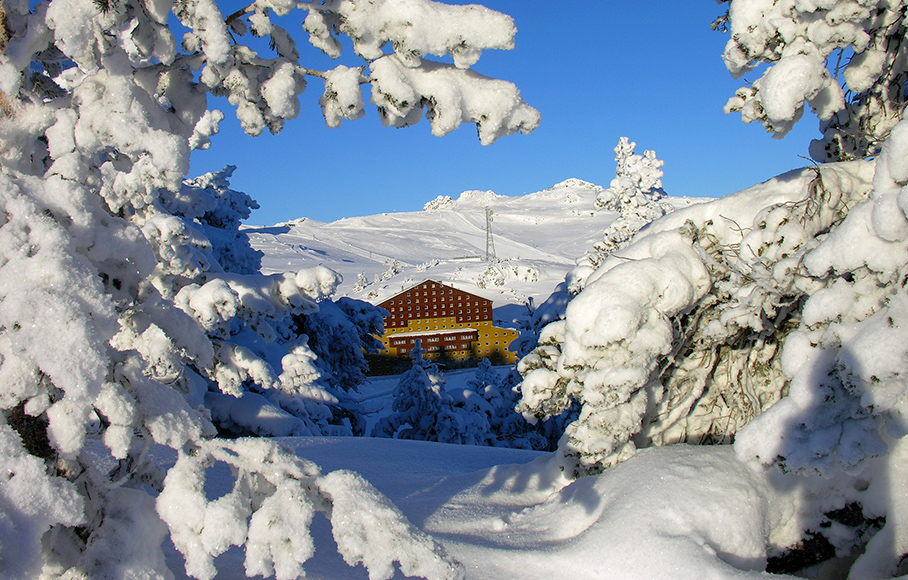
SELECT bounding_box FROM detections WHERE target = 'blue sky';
[189,2,821,226]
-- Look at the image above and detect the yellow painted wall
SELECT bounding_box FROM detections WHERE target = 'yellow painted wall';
[377,316,519,364]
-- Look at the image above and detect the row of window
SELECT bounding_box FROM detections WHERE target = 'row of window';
[389,295,488,307]
[409,287,454,296]
[390,335,475,346]
[385,314,485,327]
[389,302,488,310]
[400,350,471,357]
[392,342,471,351]
[389,307,487,314]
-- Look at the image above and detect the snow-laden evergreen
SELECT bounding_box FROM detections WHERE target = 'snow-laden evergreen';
[585,137,673,270]
[518,3,908,574]
[373,343,489,445]
[0,0,537,577]
[510,138,677,339]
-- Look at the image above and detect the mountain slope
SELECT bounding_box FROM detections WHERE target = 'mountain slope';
[246,179,704,316]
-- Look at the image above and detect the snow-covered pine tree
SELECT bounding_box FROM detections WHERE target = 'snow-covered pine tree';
[0,0,537,577]
[516,137,673,357]
[373,343,489,445]
[457,358,555,450]
[353,270,369,292]
[519,2,908,574]
[589,136,671,264]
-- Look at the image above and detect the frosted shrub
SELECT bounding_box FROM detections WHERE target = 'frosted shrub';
[0,0,535,576]
[476,264,505,288]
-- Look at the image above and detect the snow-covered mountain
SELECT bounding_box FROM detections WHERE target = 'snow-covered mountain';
[246,178,704,313]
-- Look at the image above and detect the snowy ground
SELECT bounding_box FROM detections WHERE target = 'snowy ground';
[153,370,850,580]
[161,433,806,579]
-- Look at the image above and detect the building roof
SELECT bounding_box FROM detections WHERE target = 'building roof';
[376,279,489,307]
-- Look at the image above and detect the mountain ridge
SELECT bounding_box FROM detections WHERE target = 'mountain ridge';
[245,179,705,316]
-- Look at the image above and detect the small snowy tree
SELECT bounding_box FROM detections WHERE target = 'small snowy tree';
[590,137,672,264]
[381,258,403,281]
[352,270,369,292]
[373,343,488,445]
[462,359,556,450]
[0,0,537,576]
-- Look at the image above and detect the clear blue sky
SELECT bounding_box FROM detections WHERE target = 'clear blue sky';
[189,2,820,226]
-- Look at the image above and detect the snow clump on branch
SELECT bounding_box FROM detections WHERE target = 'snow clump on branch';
[719,0,908,161]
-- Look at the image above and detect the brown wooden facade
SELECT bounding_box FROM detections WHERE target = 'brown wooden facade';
[368,280,520,374]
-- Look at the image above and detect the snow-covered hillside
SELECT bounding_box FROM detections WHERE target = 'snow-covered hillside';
[245,178,704,312]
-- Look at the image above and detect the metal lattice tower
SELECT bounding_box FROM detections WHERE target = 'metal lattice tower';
[485,207,497,262]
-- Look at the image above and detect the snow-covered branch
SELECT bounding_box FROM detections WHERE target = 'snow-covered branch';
[720,0,908,161]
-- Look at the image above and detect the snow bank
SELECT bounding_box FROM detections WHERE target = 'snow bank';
[423,445,782,580]
[167,437,807,580]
